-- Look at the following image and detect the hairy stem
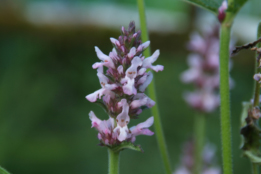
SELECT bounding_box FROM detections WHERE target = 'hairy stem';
[137,0,172,174]
[108,149,120,174]
[253,21,261,107]
[193,114,205,174]
[219,12,234,174]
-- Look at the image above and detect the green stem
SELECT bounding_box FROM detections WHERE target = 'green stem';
[108,149,120,174]
[219,12,234,174]
[253,21,261,107]
[137,1,172,174]
[193,114,205,174]
[0,166,11,174]
[252,163,259,174]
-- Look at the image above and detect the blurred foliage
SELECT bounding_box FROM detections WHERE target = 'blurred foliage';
[0,0,260,174]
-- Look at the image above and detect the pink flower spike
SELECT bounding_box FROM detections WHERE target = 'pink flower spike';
[142,50,164,72]
[139,71,153,92]
[94,46,115,69]
[89,111,101,129]
[87,22,164,146]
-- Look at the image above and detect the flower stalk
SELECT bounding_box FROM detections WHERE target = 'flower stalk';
[219,19,233,174]
[108,149,120,174]
[219,1,234,173]
[251,21,261,174]
[253,21,261,107]
[86,21,164,174]
[137,1,172,174]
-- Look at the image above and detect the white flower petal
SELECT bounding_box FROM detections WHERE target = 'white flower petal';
[86,88,106,102]
[139,71,153,92]
[130,97,148,108]
[128,47,136,58]
[122,77,137,95]
[137,41,150,52]
[110,37,120,46]
[117,65,123,74]
[126,56,142,79]
[116,99,130,127]
[89,111,101,128]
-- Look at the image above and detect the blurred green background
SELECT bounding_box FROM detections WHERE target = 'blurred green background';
[0,0,261,173]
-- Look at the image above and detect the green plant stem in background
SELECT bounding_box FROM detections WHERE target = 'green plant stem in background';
[193,114,205,174]
[137,0,172,174]
[253,21,261,107]
[219,11,234,174]
[108,149,120,174]
[250,21,261,174]
[0,166,11,174]
[252,163,259,174]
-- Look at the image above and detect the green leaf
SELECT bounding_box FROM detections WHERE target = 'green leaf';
[183,0,249,15]
[109,141,144,153]
[183,0,222,14]
[228,0,249,14]
[244,151,261,165]
[240,102,252,127]
[0,166,11,174]
[95,100,108,113]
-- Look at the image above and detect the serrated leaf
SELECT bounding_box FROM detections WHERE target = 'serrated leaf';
[0,166,11,174]
[183,0,222,14]
[109,141,143,153]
